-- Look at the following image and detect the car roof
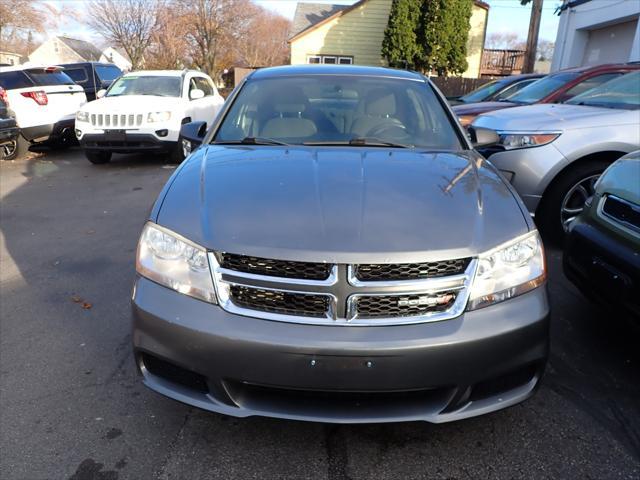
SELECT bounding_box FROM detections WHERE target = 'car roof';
[58,62,119,67]
[122,69,207,78]
[554,63,640,75]
[249,65,426,81]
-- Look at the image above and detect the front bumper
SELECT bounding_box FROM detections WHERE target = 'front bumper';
[132,277,550,423]
[564,220,640,319]
[479,143,568,213]
[80,133,176,154]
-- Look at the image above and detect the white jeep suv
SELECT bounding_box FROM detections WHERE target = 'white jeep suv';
[0,65,87,159]
[75,70,224,164]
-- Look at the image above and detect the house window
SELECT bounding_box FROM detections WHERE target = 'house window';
[306,55,353,65]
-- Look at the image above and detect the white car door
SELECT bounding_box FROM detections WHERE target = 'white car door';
[185,75,223,126]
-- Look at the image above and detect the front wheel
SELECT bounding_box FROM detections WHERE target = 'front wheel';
[85,151,112,164]
[166,142,185,164]
[536,159,609,243]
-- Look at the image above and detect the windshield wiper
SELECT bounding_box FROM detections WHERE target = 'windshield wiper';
[303,137,411,148]
[215,137,290,146]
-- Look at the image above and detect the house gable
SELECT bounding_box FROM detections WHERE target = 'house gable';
[290,0,489,77]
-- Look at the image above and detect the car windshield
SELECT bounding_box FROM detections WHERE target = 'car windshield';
[459,79,507,103]
[214,75,462,149]
[106,75,181,97]
[507,72,580,104]
[566,71,640,110]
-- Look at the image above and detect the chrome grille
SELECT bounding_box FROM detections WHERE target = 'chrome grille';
[354,292,458,319]
[354,259,471,281]
[219,253,332,280]
[230,286,329,317]
[90,113,143,128]
[211,254,476,326]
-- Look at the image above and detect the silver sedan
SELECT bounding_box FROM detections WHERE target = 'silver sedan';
[472,71,640,241]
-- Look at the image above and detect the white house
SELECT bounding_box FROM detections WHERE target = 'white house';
[29,36,102,64]
[552,0,640,71]
[100,47,132,72]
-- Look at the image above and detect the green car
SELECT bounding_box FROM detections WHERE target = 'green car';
[564,151,640,319]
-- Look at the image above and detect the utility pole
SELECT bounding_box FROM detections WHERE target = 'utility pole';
[523,0,543,73]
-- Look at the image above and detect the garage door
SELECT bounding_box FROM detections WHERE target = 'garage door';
[582,19,638,65]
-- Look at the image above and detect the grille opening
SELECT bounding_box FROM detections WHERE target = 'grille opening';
[142,353,209,394]
[230,285,329,317]
[219,253,332,280]
[225,381,453,418]
[470,364,539,402]
[355,258,471,281]
[356,292,458,318]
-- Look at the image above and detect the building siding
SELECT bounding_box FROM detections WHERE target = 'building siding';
[29,38,83,65]
[291,0,488,78]
[291,0,394,67]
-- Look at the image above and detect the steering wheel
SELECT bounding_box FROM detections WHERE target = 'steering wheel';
[366,122,409,141]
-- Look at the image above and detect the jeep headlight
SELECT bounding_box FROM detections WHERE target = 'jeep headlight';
[147,111,172,123]
[136,223,216,303]
[76,111,90,122]
[498,132,560,150]
[468,231,546,310]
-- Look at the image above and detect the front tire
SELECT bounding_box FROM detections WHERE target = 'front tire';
[536,159,609,243]
[167,142,185,164]
[85,151,112,164]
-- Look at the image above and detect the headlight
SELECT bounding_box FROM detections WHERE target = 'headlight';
[147,111,172,123]
[136,223,217,303]
[498,132,560,150]
[76,111,90,122]
[467,231,546,310]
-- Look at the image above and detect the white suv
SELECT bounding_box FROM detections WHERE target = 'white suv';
[75,70,224,164]
[0,65,87,158]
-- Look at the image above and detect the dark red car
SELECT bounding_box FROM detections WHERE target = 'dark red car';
[453,63,640,126]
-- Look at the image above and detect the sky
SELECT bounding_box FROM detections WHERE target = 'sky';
[45,0,562,45]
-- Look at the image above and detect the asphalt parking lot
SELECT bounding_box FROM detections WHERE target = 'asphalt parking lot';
[1,149,639,480]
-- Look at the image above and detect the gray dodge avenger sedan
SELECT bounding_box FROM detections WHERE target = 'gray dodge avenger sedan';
[132,65,549,423]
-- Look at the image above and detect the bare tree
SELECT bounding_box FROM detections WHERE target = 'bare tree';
[485,32,525,51]
[235,11,291,68]
[145,2,192,69]
[184,0,255,81]
[87,0,159,69]
[537,39,554,61]
[0,0,57,55]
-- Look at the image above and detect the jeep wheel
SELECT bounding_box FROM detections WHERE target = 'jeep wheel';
[167,143,185,164]
[86,151,112,164]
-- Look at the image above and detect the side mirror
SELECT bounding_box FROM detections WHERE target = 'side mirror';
[190,89,205,100]
[180,121,207,157]
[96,89,107,99]
[468,126,499,148]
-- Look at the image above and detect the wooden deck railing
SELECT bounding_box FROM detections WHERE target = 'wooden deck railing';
[480,49,526,77]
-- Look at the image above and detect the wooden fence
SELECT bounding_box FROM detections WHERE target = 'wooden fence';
[430,76,493,97]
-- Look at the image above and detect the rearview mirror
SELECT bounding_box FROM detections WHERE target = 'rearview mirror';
[180,121,207,157]
[190,89,205,100]
[468,127,499,148]
[96,89,107,99]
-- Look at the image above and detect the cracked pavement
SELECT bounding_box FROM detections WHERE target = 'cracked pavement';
[1,150,639,479]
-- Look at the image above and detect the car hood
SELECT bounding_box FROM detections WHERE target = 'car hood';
[81,95,184,113]
[472,103,637,131]
[155,146,530,263]
[452,101,518,116]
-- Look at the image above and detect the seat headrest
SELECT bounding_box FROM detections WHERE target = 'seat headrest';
[365,89,396,117]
